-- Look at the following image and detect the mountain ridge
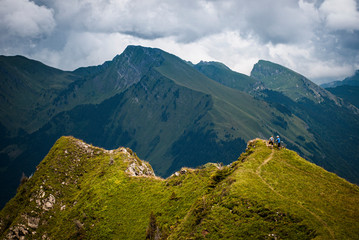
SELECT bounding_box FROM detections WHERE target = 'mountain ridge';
[321,70,359,109]
[250,60,343,105]
[195,56,359,184]
[1,45,359,210]
[320,70,359,88]
[1,136,358,239]
[194,60,260,92]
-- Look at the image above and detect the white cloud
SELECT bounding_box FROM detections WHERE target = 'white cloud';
[32,32,134,70]
[0,0,55,38]
[320,0,359,31]
[264,42,356,83]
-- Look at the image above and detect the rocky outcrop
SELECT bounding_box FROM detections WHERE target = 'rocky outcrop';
[31,186,56,211]
[26,215,40,229]
[125,159,155,177]
[5,224,29,240]
[4,214,41,240]
[170,168,188,177]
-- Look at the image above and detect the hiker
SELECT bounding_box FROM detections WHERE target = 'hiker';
[269,136,274,145]
[276,135,281,148]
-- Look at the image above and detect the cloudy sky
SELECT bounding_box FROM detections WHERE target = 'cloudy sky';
[1,0,359,84]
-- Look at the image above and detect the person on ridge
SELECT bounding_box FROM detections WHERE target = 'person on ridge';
[276,135,281,149]
[269,136,274,145]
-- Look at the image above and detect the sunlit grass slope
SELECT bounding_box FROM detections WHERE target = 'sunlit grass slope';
[1,137,358,239]
[0,137,217,239]
[229,140,359,239]
[169,139,359,239]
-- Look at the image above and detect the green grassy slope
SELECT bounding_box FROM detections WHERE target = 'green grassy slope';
[168,140,359,239]
[1,137,358,239]
[194,61,259,92]
[0,47,172,207]
[0,136,220,239]
[0,55,77,133]
[249,60,359,184]
[0,46,346,209]
[156,51,315,147]
[1,46,316,179]
[1,46,359,211]
[250,60,338,104]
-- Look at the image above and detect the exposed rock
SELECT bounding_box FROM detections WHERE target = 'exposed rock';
[39,188,45,198]
[119,147,130,156]
[42,194,56,211]
[0,219,3,231]
[125,160,155,177]
[6,224,29,240]
[170,168,189,178]
[27,216,40,229]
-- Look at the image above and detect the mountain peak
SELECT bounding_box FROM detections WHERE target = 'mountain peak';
[197,60,231,71]
[120,45,166,62]
[251,60,338,103]
[72,45,168,100]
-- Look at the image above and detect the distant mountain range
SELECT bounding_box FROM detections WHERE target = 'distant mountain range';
[320,70,359,109]
[1,137,359,239]
[321,70,359,88]
[1,46,359,209]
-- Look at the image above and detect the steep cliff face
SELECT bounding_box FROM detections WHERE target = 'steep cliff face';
[1,137,358,239]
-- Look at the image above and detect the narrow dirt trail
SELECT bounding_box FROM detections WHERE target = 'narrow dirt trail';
[255,148,335,239]
[256,150,276,193]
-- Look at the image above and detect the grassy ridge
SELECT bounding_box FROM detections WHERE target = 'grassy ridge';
[169,139,359,239]
[1,45,359,215]
[1,137,358,239]
[194,61,259,92]
[0,137,216,239]
[231,140,359,239]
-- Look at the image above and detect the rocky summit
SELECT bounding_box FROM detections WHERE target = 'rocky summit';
[1,136,358,239]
